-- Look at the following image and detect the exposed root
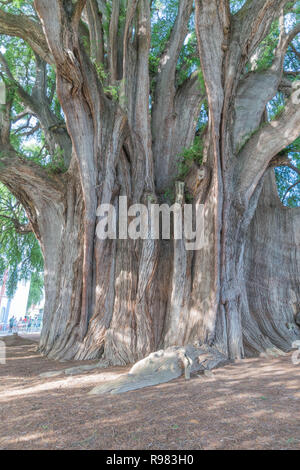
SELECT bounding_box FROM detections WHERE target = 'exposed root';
[89,344,229,395]
[39,359,110,378]
[259,347,287,359]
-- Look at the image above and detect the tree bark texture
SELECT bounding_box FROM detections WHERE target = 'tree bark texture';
[0,0,299,365]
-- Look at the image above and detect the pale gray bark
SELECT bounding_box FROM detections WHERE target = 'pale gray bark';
[151,0,195,191]
[244,171,300,355]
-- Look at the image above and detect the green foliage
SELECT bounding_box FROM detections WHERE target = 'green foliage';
[45,148,67,174]
[162,186,175,203]
[0,36,59,305]
[267,93,286,121]
[0,37,65,171]
[0,36,36,95]
[26,271,44,311]
[286,136,300,154]
[94,61,108,83]
[197,69,206,94]
[276,165,300,208]
[150,0,180,78]
[94,61,120,101]
[0,184,44,299]
[162,135,204,203]
[176,32,200,86]
[149,55,160,76]
[151,0,179,55]
[177,136,204,181]
[275,133,300,207]
[104,84,120,101]
[0,0,35,16]
[255,21,280,72]
[271,104,285,121]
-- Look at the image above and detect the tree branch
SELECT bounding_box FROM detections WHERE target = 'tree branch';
[122,0,139,75]
[290,43,300,61]
[236,81,300,201]
[269,155,300,178]
[284,163,300,177]
[34,0,84,95]
[152,0,194,188]
[0,152,64,227]
[72,0,87,26]
[0,52,72,166]
[108,0,120,81]
[233,0,291,60]
[282,180,300,202]
[0,91,12,146]
[233,15,300,150]
[85,0,104,66]
[12,109,32,123]
[276,21,300,59]
[0,213,32,234]
[153,0,193,98]
[0,150,67,243]
[195,0,229,148]
[0,10,53,65]
[223,0,293,115]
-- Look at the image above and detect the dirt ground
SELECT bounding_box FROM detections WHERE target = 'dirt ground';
[0,334,299,450]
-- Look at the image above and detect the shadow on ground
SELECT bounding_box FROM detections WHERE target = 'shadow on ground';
[0,335,299,450]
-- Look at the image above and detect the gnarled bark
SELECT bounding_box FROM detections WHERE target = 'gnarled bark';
[0,0,299,375]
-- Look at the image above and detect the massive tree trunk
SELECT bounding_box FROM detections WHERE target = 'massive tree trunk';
[0,0,299,366]
[245,170,300,355]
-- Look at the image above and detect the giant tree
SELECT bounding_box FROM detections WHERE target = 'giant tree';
[0,0,299,366]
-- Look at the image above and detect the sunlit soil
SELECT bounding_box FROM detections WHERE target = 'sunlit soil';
[0,335,299,450]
